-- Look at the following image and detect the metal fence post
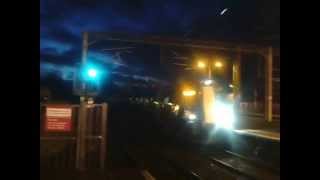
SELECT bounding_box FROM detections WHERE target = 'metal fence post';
[265,47,273,122]
[100,103,108,170]
[76,99,87,170]
[76,32,89,170]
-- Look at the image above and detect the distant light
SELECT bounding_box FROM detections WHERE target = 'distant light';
[82,64,103,82]
[204,79,213,86]
[229,84,234,88]
[220,8,228,15]
[173,105,180,112]
[197,61,206,69]
[188,113,197,120]
[88,98,94,105]
[88,68,97,78]
[153,101,159,105]
[214,61,223,68]
[167,102,174,106]
[182,90,196,97]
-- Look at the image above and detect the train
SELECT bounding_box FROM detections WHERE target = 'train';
[175,81,237,130]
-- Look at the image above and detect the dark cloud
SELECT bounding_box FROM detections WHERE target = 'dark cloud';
[40,38,73,55]
[40,62,75,79]
[41,0,279,84]
[40,60,169,91]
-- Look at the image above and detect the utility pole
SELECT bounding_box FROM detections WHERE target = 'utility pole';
[208,60,212,80]
[265,47,273,122]
[76,32,89,170]
[232,49,241,98]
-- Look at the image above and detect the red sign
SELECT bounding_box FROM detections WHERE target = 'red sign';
[45,105,72,132]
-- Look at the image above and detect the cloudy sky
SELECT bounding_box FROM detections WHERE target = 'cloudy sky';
[40,0,279,86]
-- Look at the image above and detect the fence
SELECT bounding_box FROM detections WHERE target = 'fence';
[40,103,107,170]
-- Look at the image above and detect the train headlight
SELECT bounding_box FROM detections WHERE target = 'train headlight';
[188,113,197,120]
[173,105,180,112]
[213,101,235,130]
[184,111,197,122]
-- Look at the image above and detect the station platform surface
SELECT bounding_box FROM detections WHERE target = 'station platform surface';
[233,129,280,142]
[233,114,280,142]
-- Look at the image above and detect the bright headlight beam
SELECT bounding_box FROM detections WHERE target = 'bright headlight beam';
[204,79,213,86]
[213,100,235,130]
[188,113,197,120]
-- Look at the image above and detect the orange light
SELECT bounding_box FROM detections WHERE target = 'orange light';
[214,61,223,68]
[197,61,206,69]
[182,90,196,97]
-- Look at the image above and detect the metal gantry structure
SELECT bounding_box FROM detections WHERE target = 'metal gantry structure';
[81,32,279,122]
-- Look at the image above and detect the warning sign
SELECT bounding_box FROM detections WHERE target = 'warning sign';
[45,106,72,132]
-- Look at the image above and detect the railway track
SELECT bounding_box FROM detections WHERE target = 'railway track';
[122,128,280,179]
[125,147,202,180]
[112,105,279,180]
[125,145,259,180]
[208,150,280,180]
[129,143,280,180]
[224,150,280,174]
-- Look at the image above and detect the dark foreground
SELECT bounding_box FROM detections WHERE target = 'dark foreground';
[41,101,280,180]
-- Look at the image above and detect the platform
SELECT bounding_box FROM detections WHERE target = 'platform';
[233,129,280,142]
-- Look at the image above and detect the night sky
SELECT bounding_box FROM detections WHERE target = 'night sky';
[40,0,279,100]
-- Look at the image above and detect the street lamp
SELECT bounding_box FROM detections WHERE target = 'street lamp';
[196,59,224,80]
[196,58,224,127]
[196,59,211,79]
[197,61,206,69]
[214,61,223,68]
